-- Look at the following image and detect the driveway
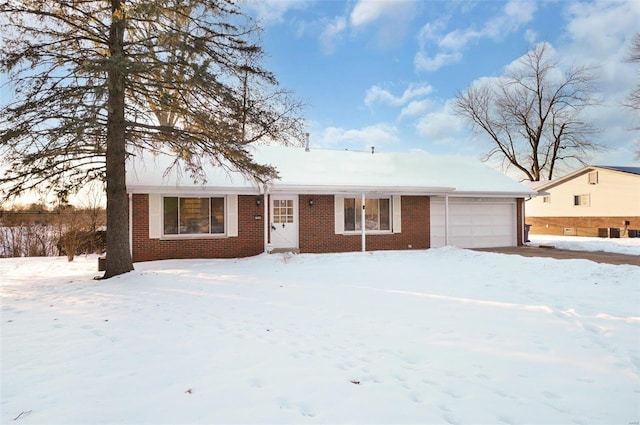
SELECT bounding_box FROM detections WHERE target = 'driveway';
[474,246,640,266]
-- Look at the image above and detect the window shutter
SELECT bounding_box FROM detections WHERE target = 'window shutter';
[148,193,161,239]
[227,194,238,237]
[392,195,402,233]
[334,195,344,234]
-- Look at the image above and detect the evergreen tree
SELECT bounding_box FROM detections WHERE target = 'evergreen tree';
[0,0,305,278]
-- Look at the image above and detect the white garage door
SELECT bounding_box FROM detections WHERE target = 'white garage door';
[431,198,517,248]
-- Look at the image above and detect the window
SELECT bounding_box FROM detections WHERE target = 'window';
[273,199,294,224]
[542,196,551,204]
[588,171,598,185]
[344,197,390,231]
[163,197,225,235]
[573,194,590,206]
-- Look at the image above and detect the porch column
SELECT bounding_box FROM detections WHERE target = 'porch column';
[361,192,366,252]
[263,187,269,253]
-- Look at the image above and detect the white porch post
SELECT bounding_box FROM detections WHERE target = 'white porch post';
[263,186,269,253]
[128,193,133,256]
[361,193,366,252]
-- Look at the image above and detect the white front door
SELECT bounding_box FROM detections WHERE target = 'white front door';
[270,195,298,249]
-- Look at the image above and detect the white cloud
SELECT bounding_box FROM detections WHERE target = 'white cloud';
[417,19,448,45]
[562,0,640,71]
[414,51,462,72]
[438,29,480,51]
[350,0,400,28]
[316,124,400,150]
[399,99,433,119]
[244,0,309,25]
[317,0,417,54]
[364,83,434,107]
[414,0,537,72]
[483,0,537,39]
[319,16,347,55]
[415,104,466,146]
[524,28,537,44]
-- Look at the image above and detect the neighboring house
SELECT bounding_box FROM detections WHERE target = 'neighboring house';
[126,146,536,262]
[526,166,640,237]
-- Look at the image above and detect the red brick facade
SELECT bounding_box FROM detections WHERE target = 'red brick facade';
[297,195,431,253]
[526,216,640,237]
[131,194,264,262]
[131,194,432,261]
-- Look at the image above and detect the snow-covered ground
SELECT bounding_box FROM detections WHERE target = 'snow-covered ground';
[1,245,639,424]
[528,234,640,256]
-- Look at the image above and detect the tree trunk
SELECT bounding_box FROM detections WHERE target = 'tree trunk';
[104,0,133,278]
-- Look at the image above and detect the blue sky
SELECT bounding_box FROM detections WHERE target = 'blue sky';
[243,0,640,176]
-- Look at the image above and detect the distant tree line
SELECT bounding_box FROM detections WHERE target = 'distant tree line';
[0,203,106,260]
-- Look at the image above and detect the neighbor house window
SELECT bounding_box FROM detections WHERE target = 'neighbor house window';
[344,197,390,231]
[163,197,225,235]
[588,171,598,185]
[573,194,590,206]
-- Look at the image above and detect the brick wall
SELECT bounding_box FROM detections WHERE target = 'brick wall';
[131,194,264,262]
[526,216,640,237]
[298,195,430,253]
[132,194,432,261]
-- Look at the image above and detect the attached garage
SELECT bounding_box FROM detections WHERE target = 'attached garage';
[431,197,518,248]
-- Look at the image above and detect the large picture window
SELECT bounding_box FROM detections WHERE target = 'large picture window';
[344,197,390,231]
[163,197,225,235]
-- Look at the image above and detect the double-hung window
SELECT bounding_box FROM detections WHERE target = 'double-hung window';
[343,197,390,231]
[163,197,225,235]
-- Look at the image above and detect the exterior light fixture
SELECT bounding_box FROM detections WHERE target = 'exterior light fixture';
[309,199,314,207]
[256,197,262,206]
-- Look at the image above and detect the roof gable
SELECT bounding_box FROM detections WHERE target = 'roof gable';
[534,165,640,191]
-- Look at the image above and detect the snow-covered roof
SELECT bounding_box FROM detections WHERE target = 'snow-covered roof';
[126,146,536,196]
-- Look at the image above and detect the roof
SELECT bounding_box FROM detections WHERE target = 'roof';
[595,166,640,175]
[533,165,640,191]
[126,146,536,197]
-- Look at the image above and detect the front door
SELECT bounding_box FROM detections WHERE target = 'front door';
[270,195,298,249]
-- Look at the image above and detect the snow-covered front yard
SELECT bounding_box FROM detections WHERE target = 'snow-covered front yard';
[1,238,639,424]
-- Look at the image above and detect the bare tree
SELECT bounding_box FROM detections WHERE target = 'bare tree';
[453,42,601,181]
[625,33,640,112]
[624,33,640,160]
[0,1,305,278]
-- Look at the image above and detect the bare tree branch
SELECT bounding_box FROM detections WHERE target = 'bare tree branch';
[453,42,602,181]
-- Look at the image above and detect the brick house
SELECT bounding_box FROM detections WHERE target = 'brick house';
[526,166,640,237]
[126,146,535,262]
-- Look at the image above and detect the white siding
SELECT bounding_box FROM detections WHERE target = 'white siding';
[527,169,640,217]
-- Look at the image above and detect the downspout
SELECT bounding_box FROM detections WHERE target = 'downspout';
[361,193,366,252]
[128,193,133,257]
[444,194,449,246]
